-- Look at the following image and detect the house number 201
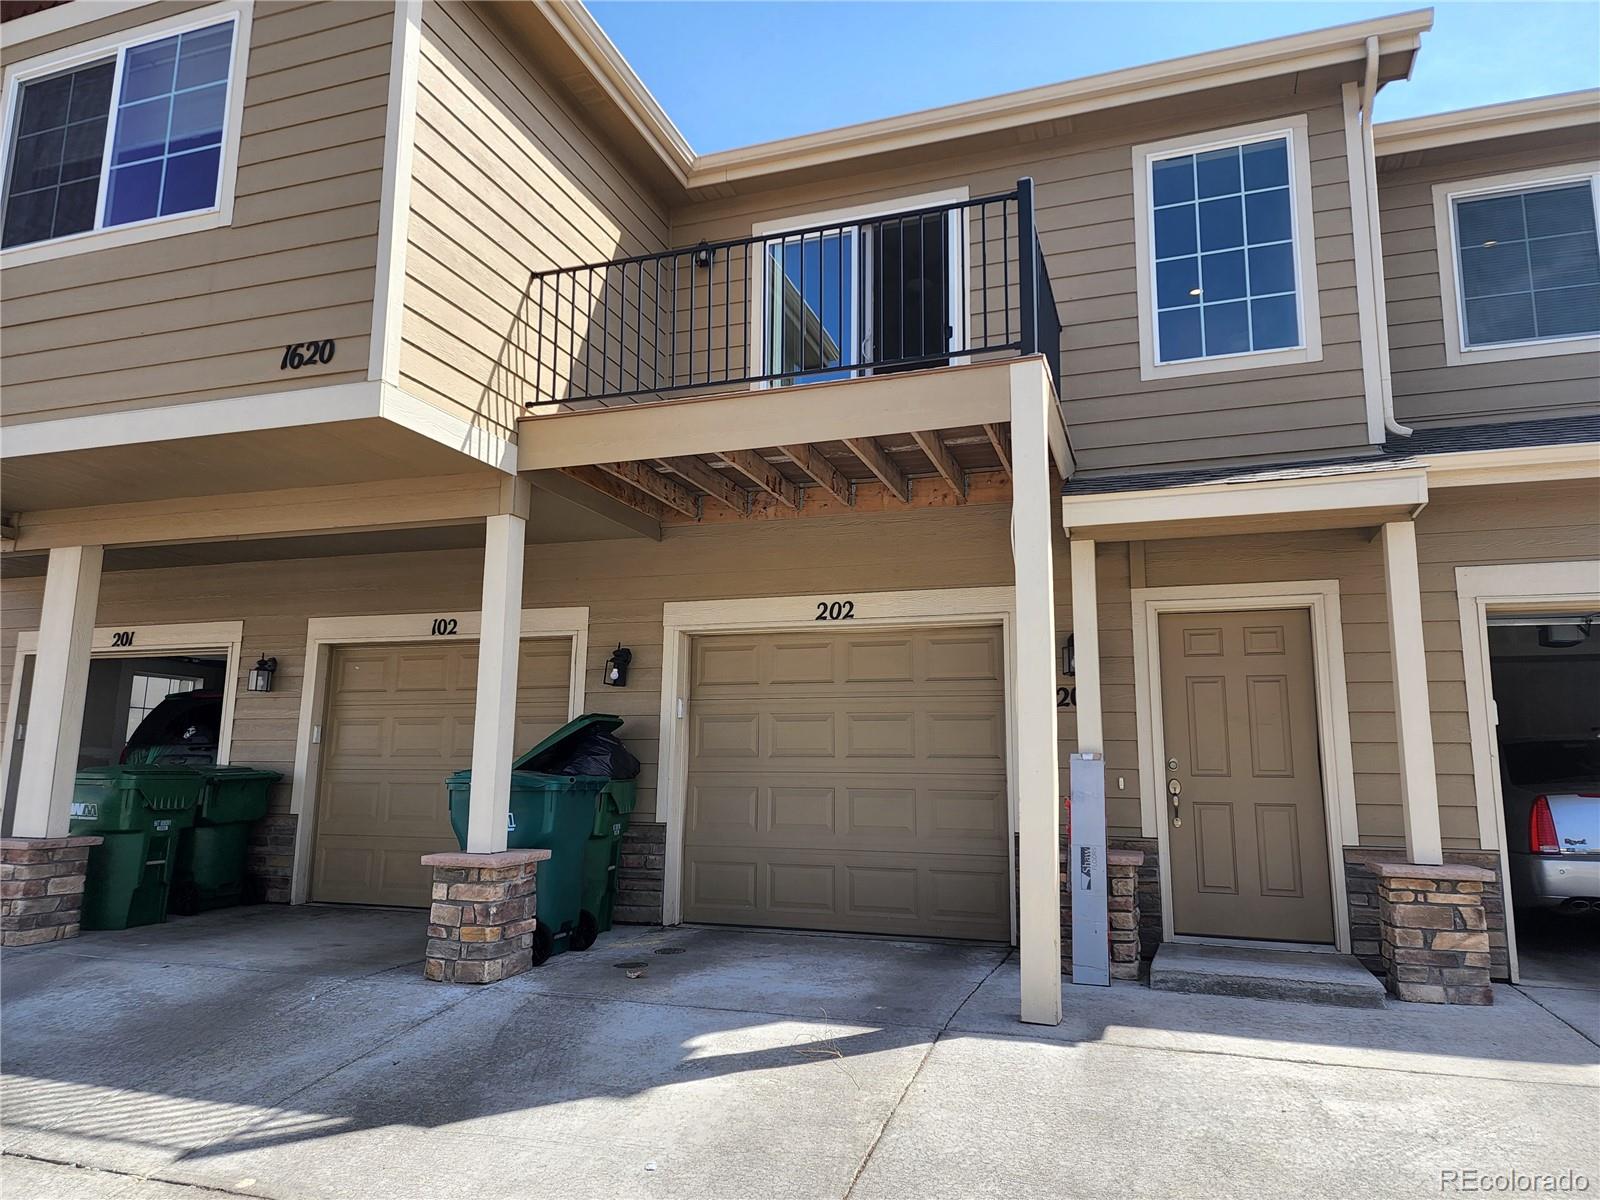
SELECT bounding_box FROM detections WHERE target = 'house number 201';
[110,630,135,647]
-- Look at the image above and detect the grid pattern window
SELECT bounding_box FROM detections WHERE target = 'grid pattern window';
[1,17,236,251]
[1451,179,1600,349]
[125,675,202,740]
[1150,135,1301,364]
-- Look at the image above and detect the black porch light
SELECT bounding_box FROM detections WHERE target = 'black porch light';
[603,645,633,688]
[693,240,713,269]
[247,654,278,693]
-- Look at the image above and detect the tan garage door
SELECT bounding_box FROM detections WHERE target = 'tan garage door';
[684,626,1010,940]
[312,638,572,907]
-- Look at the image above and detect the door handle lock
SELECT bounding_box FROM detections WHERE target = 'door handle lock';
[1167,777,1181,827]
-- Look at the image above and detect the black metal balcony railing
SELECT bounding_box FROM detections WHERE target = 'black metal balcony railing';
[525,177,1060,409]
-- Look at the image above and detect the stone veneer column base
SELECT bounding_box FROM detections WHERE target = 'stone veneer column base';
[1345,848,1508,980]
[1372,861,1495,1005]
[420,849,551,984]
[614,823,666,925]
[1,836,103,947]
[1108,849,1146,980]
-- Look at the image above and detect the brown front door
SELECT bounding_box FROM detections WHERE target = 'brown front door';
[1159,609,1334,943]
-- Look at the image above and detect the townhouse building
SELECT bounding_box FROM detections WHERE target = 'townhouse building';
[1,0,1594,1022]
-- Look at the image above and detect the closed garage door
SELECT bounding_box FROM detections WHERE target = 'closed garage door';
[313,638,572,907]
[683,626,1010,940]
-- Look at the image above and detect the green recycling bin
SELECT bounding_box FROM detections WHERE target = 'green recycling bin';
[170,766,281,915]
[582,778,638,936]
[69,766,205,930]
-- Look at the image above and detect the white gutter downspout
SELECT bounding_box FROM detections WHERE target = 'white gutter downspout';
[1360,35,1411,437]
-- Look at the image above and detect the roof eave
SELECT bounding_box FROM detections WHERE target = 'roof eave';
[1374,88,1600,156]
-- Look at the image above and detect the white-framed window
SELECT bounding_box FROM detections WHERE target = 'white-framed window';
[0,1,251,267]
[1131,115,1323,381]
[1432,163,1600,366]
[750,188,970,387]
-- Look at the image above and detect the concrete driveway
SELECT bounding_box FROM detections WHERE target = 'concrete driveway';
[2,906,1596,1200]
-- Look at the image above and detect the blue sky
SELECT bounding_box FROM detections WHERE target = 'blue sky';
[586,2,1600,153]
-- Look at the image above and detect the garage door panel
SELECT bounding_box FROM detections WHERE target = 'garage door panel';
[770,712,837,758]
[770,640,837,684]
[770,785,836,836]
[686,627,1008,941]
[313,638,573,908]
[688,783,760,835]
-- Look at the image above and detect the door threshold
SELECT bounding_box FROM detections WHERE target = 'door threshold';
[1170,934,1338,955]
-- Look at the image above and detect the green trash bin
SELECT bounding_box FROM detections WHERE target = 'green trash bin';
[446,741,608,965]
[69,766,205,930]
[582,778,638,936]
[170,766,281,915]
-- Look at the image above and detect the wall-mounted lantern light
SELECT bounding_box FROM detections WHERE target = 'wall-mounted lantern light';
[693,240,713,269]
[1060,634,1075,679]
[247,654,278,693]
[603,645,633,688]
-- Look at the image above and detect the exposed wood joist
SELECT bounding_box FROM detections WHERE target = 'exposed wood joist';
[779,444,853,507]
[842,437,911,503]
[661,456,749,514]
[560,466,666,522]
[717,449,802,510]
[597,460,700,518]
[910,431,966,502]
[982,423,1013,480]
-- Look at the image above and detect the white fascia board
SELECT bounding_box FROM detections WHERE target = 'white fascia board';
[1061,468,1429,532]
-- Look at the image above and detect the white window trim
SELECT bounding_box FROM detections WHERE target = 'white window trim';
[1132,114,1324,381]
[0,0,252,269]
[1431,161,1600,366]
[747,187,971,390]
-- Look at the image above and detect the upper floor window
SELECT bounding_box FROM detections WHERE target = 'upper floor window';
[1448,176,1600,352]
[0,3,248,264]
[1133,116,1323,381]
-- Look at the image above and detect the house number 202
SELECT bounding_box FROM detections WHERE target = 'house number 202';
[815,600,855,621]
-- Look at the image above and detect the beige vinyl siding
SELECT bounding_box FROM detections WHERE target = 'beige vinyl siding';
[1414,480,1600,834]
[0,1,391,423]
[397,0,670,440]
[668,73,1372,476]
[1378,127,1600,428]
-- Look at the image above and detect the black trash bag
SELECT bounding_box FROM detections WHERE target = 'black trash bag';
[552,730,641,780]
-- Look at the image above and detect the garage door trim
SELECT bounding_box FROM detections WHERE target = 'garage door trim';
[1456,559,1600,984]
[657,587,1018,933]
[288,607,589,905]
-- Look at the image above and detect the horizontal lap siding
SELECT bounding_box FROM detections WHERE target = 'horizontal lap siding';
[1377,128,1600,428]
[0,1,391,422]
[399,0,669,439]
[1415,481,1600,845]
[670,75,1371,476]
[0,506,1035,828]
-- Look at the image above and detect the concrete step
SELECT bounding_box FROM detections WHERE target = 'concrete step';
[1149,943,1387,1008]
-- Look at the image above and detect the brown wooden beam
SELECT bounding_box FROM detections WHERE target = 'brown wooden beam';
[779,444,853,507]
[982,423,1013,480]
[911,431,966,503]
[560,466,666,522]
[661,456,748,515]
[597,460,700,518]
[843,437,910,503]
[717,449,802,510]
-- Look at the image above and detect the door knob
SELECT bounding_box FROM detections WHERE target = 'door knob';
[1167,777,1181,828]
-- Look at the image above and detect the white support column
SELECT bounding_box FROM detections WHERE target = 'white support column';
[1010,362,1062,1027]
[465,513,526,853]
[1381,520,1444,865]
[14,545,102,838]
[1069,538,1102,755]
